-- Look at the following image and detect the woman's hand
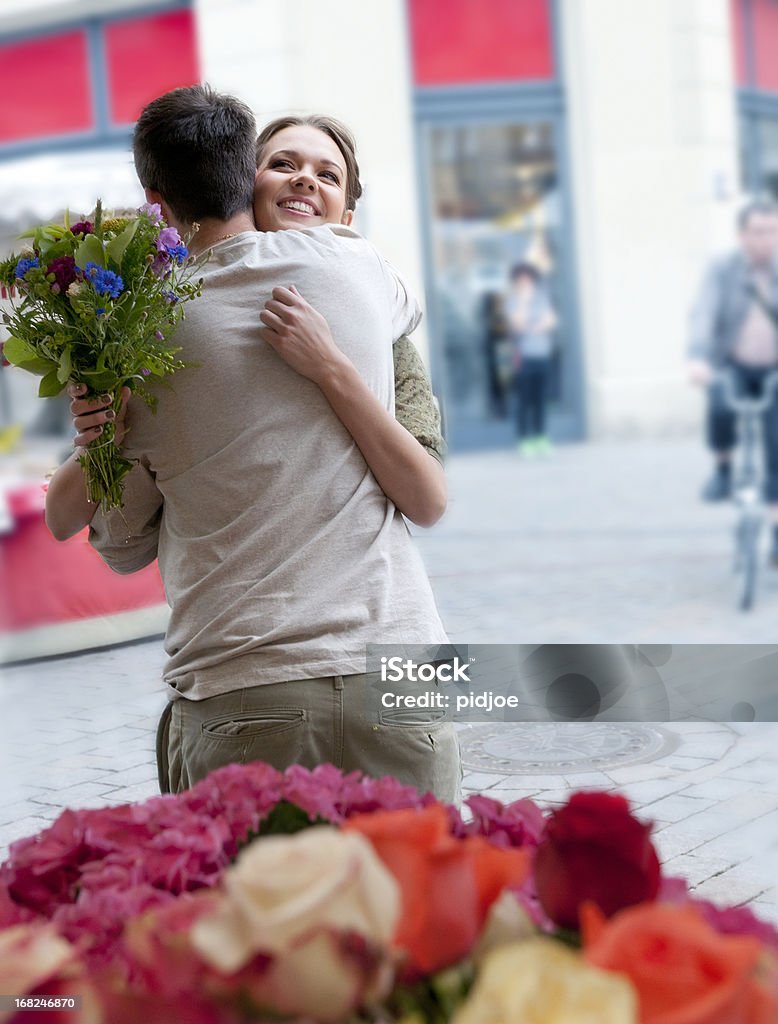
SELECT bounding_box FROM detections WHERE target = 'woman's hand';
[261,287,446,526]
[67,384,131,448]
[259,285,348,385]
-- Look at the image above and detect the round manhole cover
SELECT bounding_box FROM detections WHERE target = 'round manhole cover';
[459,722,679,775]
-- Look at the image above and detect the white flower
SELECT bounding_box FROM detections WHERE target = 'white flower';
[471,890,535,964]
[191,826,400,1022]
[453,939,637,1024]
[66,282,82,298]
[0,924,75,1015]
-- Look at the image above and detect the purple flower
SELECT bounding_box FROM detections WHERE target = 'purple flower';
[139,203,163,225]
[157,227,181,250]
[141,368,152,376]
[46,256,77,292]
[70,220,93,236]
[150,252,171,278]
[156,227,188,266]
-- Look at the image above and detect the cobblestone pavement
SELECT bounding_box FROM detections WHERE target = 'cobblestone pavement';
[415,438,778,641]
[2,437,777,925]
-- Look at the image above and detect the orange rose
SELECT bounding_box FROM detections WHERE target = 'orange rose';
[582,902,778,1024]
[345,805,530,978]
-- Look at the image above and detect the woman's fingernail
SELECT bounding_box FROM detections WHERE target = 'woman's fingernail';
[105,410,116,420]
[99,393,111,403]
[94,425,102,434]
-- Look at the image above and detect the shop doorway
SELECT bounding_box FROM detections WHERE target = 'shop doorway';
[417,114,584,450]
[740,109,778,199]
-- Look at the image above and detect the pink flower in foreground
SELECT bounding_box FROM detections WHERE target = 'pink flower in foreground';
[460,794,546,848]
[661,876,778,951]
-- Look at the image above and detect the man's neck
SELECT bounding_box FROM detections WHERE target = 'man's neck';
[188,213,256,255]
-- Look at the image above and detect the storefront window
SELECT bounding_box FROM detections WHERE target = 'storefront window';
[756,117,778,198]
[422,119,571,448]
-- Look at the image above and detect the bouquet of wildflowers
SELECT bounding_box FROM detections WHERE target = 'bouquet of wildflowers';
[0,201,203,512]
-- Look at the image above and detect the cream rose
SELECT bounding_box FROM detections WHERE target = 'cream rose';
[191,826,400,1022]
[452,938,638,1024]
[0,924,78,1024]
[471,890,535,963]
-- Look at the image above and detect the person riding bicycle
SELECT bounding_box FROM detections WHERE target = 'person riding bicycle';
[687,199,778,565]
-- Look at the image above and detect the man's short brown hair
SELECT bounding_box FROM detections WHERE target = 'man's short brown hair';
[134,84,257,225]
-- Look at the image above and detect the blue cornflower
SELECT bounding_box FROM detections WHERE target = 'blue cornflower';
[96,307,106,317]
[161,291,180,304]
[167,243,188,265]
[14,256,40,279]
[82,262,124,299]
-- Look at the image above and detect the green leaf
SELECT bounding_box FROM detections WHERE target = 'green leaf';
[38,369,66,398]
[15,356,58,376]
[75,233,104,270]
[79,369,119,391]
[257,801,329,838]
[1,335,37,366]
[56,347,72,384]
[105,219,139,269]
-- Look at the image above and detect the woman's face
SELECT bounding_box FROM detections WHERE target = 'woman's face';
[254,125,353,232]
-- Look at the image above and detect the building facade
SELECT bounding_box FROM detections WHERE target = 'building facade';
[0,0,772,446]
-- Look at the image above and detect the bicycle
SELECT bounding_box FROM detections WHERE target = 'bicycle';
[714,367,778,610]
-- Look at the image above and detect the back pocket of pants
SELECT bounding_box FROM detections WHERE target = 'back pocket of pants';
[201,708,305,739]
[379,708,448,728]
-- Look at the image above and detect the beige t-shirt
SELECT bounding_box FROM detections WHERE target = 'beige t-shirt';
[89,226,448,697]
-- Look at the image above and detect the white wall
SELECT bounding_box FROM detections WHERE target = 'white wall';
[562,0,740,436]
[194,0,431,360]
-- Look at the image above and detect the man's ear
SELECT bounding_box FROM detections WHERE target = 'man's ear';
[341,208,354,227]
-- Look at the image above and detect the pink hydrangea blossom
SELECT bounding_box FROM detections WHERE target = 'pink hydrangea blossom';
[660,875,778,950]
[459,794,546,848]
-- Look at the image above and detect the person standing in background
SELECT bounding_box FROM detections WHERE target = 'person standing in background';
[506,262,558,456]
[688,200,778,563]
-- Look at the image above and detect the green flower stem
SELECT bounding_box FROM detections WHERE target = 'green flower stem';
[77,387,134,513]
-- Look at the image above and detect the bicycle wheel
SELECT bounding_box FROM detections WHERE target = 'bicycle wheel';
[735,515,761,611]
